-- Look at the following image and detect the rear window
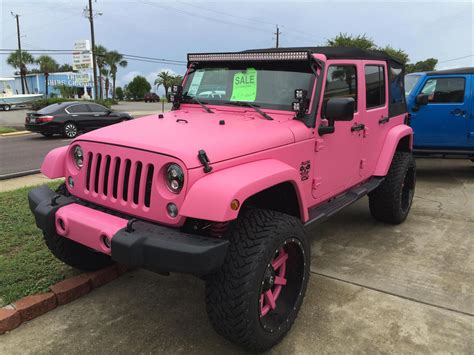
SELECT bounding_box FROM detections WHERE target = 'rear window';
[365,65,385,109]
[37,104,65,115]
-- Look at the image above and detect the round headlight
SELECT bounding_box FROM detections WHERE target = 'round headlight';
[166,164,184,193]
[72,145,84,169]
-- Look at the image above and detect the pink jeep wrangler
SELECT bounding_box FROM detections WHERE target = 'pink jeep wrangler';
[29,47,415,350]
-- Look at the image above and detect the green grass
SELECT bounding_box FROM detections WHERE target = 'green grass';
[0,127,17,134]
[0,182,78,306]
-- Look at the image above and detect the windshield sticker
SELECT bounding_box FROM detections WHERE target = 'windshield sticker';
[230,68,257,102]
[187,70,205,96]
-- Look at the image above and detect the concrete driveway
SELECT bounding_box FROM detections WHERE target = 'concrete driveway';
[0,159,473,354]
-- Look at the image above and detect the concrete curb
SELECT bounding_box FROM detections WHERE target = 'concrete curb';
[0,131,31,137]
[0,169,41,181]
[0,264,130,335]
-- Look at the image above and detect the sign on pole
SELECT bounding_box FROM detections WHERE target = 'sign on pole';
[73,40,93,70]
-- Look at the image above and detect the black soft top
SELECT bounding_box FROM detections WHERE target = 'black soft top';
[244,46,400,63]
[426,67,474,76]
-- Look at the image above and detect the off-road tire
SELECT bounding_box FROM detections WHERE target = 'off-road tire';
[369,151,416,224]
[42,183,113,271]
[205,209,310,351]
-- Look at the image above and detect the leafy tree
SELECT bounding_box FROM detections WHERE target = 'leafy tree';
[326,33,376,50]
[36,55,59,97]
[115,86,124,101]
[105,50,128,100]
[154,70,175,98]
[94,45,108,99]
[381,45,409,65]
[171,74,183,87]
[127,75,151,100]
[326,33,437,73]
[57,63,73,72]
[406,58,438,73]
[6,50,35,93]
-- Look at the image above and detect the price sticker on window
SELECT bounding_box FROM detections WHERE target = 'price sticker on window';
[230,68,257,102]
[187,70,205,96]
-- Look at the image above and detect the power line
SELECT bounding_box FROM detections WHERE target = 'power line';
[437,54,473,64]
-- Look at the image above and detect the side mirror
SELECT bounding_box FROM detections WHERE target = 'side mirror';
[415,93,429,105]
[325,97,355,122]
[318,97,355,136]
[170,85,183,109]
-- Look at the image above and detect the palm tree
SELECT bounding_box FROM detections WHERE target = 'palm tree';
[6,50,35,94]
[94,45,108,99]
[171,74,183,87]
[105,50,127,100]
[101,68,110,99]
[154,70,175,98]
[35,55,59,97]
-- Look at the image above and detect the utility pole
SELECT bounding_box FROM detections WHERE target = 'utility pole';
[84,0,99,99]
[11,12,25,94]
[274,25,281,48]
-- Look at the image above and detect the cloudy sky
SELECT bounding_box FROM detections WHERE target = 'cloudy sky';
[1,0,473,93]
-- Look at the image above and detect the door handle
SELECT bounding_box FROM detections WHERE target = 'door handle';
[378,117,390,124]
[351,123,365,132]
[450,109,466,117]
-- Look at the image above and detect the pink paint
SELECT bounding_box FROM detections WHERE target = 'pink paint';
[64,141,188,226]
[55,203,128,254]
[180,159,307,222]
[374,125,413,176]
[41,146,68,178]
[260,247,288,317]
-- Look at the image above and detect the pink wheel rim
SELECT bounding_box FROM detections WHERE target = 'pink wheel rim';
[259,247,288,317]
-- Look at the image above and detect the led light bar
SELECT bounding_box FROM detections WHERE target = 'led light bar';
[187,51,310,63]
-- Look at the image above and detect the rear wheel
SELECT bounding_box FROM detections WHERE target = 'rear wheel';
[62,122,78,138]
[369,151,416,224]
[205,209,310,351]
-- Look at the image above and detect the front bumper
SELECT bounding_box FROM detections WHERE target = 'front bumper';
[28,186,229,276]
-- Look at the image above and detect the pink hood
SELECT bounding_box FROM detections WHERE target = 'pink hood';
[77,108,298,169]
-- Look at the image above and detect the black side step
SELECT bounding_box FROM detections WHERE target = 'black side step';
[305,177,384,230]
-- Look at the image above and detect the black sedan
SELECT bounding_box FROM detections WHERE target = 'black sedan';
[25,102,132,138]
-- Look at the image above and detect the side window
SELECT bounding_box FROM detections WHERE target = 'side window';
[67,104,89,113]
[365,65,385,109]
[323,65,357,111]
[88,104,108,113]
[421,77,465,103]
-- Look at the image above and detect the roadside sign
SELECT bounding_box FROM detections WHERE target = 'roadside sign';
[75,73,91,84]
[73,40,93,70]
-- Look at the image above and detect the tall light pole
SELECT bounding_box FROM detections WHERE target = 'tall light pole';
[11,12,25,94]
[83,0,101,99]
[274,25,281,48]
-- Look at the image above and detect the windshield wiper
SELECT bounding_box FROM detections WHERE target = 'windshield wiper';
[183,95,214,114]
[225,101,273,121]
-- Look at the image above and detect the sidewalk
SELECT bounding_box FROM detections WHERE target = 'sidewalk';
[0,174,62,193]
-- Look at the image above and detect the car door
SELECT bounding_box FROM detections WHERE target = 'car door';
[312,62,363,202]
[470,75,474,147]
[359,61,390,179]
[410,75,471,149]
[87,104,116,127]
[66,104,93,130]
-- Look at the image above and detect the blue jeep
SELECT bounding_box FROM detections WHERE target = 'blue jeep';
[405,67,474,160]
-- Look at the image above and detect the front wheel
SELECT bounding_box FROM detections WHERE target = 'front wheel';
[205,209,310,351]
[369,151,416,224]
[62,122,78,138]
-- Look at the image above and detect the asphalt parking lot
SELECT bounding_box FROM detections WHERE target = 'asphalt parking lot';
[0,158,472,353]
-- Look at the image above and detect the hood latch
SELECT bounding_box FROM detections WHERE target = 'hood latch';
[198,149,213,173]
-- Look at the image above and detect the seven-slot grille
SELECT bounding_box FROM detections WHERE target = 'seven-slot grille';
[85,152,155,208]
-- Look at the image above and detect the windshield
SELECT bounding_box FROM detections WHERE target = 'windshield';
[404,75,421,96]
[182,64,314,111]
